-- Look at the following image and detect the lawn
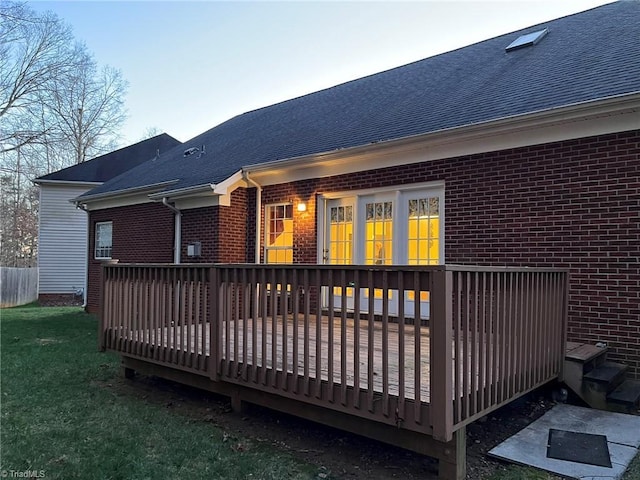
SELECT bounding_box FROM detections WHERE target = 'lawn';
[2,305,638,480]
[0,305,320,480]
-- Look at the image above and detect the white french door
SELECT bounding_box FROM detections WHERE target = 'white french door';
[360,192,397,316]
[324,198,355,311]
[401,191,441,319]
[321,184,444,319]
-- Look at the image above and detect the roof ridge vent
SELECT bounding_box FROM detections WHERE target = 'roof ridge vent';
[505,28,548,52]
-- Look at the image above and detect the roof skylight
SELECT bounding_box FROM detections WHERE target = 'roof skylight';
[505,28,548,52]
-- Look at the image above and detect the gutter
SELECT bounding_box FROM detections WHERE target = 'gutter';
[74,202,89,308]
[161,198,182,264]
[34,179,102,187]
[242,171,262,264]
[71,180,179,204]
[148,183,215,200]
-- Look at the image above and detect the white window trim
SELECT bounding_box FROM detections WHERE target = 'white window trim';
[94,221,113,260]
[317,181,445,265]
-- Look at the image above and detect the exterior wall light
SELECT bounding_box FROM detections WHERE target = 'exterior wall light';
[297,202,307,212]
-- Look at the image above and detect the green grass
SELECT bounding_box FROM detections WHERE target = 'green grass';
[0,306,320,480]
[4,306,639,480]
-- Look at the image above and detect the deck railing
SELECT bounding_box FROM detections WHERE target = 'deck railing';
[100,263,567,442]
[438,267,568,440]
[101,265,212,375]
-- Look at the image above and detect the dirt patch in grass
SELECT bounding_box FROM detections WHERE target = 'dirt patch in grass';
[106,373,567,479]
[37,297,83,307]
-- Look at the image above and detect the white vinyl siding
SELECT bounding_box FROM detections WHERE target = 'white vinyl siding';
[37,184,91,296]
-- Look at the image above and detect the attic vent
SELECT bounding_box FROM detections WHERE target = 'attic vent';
[183,147,199,157]
[505,28,548,52]
[183,146,206,158]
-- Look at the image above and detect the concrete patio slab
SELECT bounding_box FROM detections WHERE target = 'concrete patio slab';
[488,404,640,480]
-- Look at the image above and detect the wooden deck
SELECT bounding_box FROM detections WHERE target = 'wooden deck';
[124,315,433,401]
[101,263,569,480]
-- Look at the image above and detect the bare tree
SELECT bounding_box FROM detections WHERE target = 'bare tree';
[0,1,75,152]
[0,1,128,266]
[0,151,38,267]
[139,126,162,141]
[46,44,127,163]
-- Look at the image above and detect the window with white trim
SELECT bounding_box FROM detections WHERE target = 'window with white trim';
[95,221,113,259]
[265,203,293,264]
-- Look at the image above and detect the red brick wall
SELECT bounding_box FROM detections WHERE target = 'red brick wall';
[86,203,175,312]
[180,206,217,262]
[88,189,257,311]
[263,130,640,376]
[179,188,255,263]
[217,187,254,263]
[86,131,639,376]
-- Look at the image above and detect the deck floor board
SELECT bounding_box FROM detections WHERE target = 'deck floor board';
[126,315,433,402]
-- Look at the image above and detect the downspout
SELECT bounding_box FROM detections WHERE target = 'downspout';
[75,201,89,307]
[162,198,182,264]
[242,171,262,264]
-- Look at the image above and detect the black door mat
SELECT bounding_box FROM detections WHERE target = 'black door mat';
[546,429,612,468]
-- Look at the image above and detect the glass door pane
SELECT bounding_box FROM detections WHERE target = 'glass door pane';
[328,204,353,264]
[360,196,395,314]
[407,196,440,265]
[364,200,393,265]
[405,194,441,319]
[324,199,355,311]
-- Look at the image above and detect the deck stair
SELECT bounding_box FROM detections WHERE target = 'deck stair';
[564,342,640,413]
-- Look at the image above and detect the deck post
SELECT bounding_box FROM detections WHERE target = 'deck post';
[437,425,466,480]
[230,389,246,414]
[430,267,454,442]
[98,263,106,352]
[98,261,113,352]
[208,266,220,381]
[558,272,570,382]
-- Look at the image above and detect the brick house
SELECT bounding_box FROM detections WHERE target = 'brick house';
[76,3,640,376]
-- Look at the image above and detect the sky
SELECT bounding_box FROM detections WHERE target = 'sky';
[30,0,616,146]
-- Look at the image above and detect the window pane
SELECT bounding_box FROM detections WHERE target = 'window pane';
[328,202,353,264]
[95,222,112,259]
[365,202,393,265]
[265,204,293,264]
[406,196,439,265]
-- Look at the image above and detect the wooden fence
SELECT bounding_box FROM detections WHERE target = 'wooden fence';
[0,267,38,308]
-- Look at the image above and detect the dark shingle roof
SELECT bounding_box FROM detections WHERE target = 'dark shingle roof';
[35,134,181,183]
[83,2,640,199]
